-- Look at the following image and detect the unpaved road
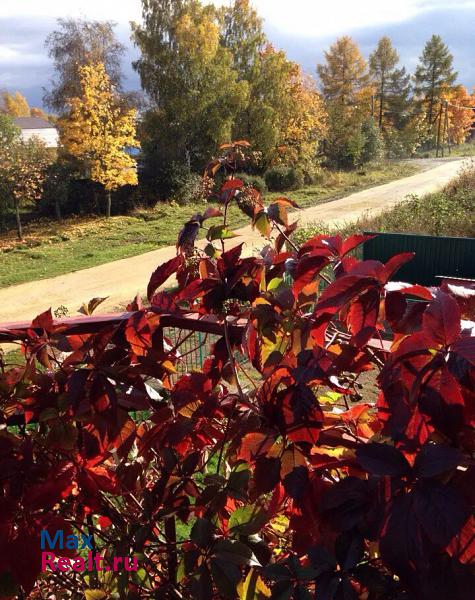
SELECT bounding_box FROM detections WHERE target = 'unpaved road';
[0,158,468,325]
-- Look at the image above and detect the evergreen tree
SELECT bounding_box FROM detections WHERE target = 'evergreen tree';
[369,37,409,129]
[414,35,457,131]
[385,66,412,130]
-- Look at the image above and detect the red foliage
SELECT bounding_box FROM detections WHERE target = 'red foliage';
[0,143,474,599]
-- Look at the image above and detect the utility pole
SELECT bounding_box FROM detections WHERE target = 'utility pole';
[444,101,451,155]
[435,103,443,158]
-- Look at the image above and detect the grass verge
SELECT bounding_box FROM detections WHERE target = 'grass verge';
[294,162,475,245]
[0,161,418,288]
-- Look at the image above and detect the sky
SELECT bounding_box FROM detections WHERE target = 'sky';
[1,0,475,108]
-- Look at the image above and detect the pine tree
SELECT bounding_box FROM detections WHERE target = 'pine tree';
[414,35,457,131]
[369,37,407,129]
[385,66,412,130]
[59,63,139,218]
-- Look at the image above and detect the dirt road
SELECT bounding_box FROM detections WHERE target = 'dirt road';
[0,158,467,324]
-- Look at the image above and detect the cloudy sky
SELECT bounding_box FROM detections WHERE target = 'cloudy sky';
[1,0,474,108]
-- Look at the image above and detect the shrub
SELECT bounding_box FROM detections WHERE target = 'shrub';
[163,162,210,205]
[234,172,267,194]
[264,165,304,191]
[0,143,473,600]
[361,118,385,164]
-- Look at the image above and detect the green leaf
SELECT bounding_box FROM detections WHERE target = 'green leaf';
[214,539,261,566]
[253,211,271,238]
[191,518,215,548]
[207,225,238,241]
[210,557,241,599]
[229,506,268,536]
[228,462,251,494]
[267,277,284,292]
[268,202,288,227]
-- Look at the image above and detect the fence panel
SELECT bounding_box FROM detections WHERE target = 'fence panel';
[363,232,475,286]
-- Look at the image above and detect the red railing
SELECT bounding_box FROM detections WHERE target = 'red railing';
[0,311,247,343]
[0,311,391,353]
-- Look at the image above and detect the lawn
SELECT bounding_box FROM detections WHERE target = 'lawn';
[0,161,418,288]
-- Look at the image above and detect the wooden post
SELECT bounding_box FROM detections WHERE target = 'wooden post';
[435,104,443,158]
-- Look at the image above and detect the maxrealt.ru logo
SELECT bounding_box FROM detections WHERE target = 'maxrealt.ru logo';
[41,530,139,572]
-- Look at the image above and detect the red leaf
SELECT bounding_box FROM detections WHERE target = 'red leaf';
[341,234,375,257]
[423,290,461,346]
[31,308,53,331]
[125,312,154,356]
[446,515,475,564]
[202,206,223,221]
[147,255,182,301]
[292,253,329,298]
[348,287,380,347]
[451,337,475,365]
[316,275,378,316]
[356,443,411,477]
[383,252,415,282]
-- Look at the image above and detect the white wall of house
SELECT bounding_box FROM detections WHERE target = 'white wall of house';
[20,128,59,148]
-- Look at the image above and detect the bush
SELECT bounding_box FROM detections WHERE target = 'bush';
[2,144,473,600]
[160,162,210,205]
[264,165,304,191]
[234,172,267,194]
[361,118,385,164]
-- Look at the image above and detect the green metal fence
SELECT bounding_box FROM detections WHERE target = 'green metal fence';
[363,232,475,286]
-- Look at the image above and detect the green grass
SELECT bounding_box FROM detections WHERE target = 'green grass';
[0,161,418,288]
[416,141,475,159]
[294,162,475,245]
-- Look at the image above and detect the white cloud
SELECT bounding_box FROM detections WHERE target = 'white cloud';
[3,0,475,38]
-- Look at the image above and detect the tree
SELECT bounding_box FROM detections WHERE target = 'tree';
[444,85,475,145]
[132,0,249,175]
[44,17,126,114]
[220,0,266,81]
[59,62,139,217]
[0,113,20,146]
[317,37,375,168]
[414,35,457,132]
[0,137,52,238]
[369,36,411,130]
[385,66,412,130]
[317,36,370,106]
[1,90,30,117]
[276,64,327,168]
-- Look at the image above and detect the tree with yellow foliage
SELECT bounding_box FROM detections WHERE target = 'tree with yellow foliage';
[60,62,139,217]
[443,85,475,145]
[277,64,327,168]
[1,90,31,117]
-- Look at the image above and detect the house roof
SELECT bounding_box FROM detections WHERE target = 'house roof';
[13,117,55,130]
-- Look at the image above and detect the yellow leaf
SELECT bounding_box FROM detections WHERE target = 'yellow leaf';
[238,568,271,599]
[85,590,107,600]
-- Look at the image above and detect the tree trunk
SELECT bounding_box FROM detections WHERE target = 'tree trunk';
[15,201,23,240]
[55,198,62,221]
[378,78,385,130]
[106,190,112,218]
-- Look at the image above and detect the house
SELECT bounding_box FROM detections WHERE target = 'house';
[13,117,59,148]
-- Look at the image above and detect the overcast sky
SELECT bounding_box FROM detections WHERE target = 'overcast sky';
[1,0,474,108]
